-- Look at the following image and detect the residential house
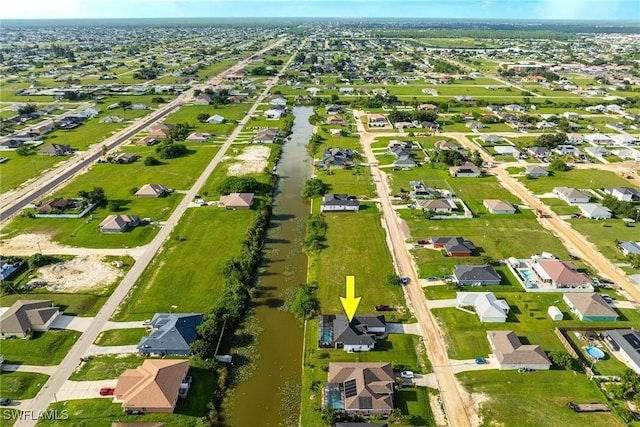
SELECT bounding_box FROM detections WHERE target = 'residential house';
[30,122,53,136]
[480,134,503,144]
[206,115,225,124]
[368,114,388,128]
[584,134,612,145]
[99,215,140,233]
[555,145,581,157]
[457,292,510,322]
[137,313,203,356]
[321,194,359,212]
[100,115,125,123]
[37,144,74,156]
[435,140,462,151]
[603,330,640,374]
[252,128,280,144]
[185,132,212,142]
[325,363,394,416]
[563,293,618,321]
[449,162,481,178]
[325,104,342,114]
[494,146,521,158]
[115,359,190,413]
[612,148,640,161]
[269,96,287,106]
[563,112,579,121]
[553,187,591,204]
[219,193,254,210]
[530,259,593,290]
[136,136,158,146]
[193,94,212,105]
[321,148,354,169]
[619,241,640,256]
[135,184,168,198]
[487,330,552,370]
[37,198,69,214]
[326,115,347,126]
[584,146,610,158]
[483,199,516,214]
[567,133,584,145]
[338,87,354,95]
[524,165,549,177]
[417,199,456,213]
[431,237,475,257]
[318,314,386,352]
[455,96,475,102]
[578,204,612,220]
[603,187,640,202]
[115,153,139,164]
[527,146,550,159]
[148,124,174,139]
[454,265,502,286]
[264,108,284,120]
[0,300,60,339]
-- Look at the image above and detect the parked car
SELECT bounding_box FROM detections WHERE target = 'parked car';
[417,240,429,245]
[400,277,410,285]
[427,276,438,281]
[125,409,145,415]
[601,295,613,303]
[0,398,12,405]
[400,371,414,379]
[374,305,391,311]
[99,388,115,396]
[475,357,487,365]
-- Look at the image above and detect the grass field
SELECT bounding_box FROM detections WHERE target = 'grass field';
[69,354,144,381]
[518,169,633,194]
[0,372,49,400]
[113,208,255,320]
[571,220,640,265]
[94,328,147,346]
[300,318,431,427]
[163,103,251,136]
[459,370,623,427]
[0,153,71,195]
[312,205,404,314]
[1,330,81,365]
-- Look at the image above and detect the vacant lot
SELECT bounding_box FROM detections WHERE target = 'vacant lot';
[312,205,404,314]
[1,330,81,365]
[94,328,147,347]
[518,169,632,194]
[69,354,144,381]
[113,208,254,320]
[459,370,623,427]
[571,220,640,265]
[0,152,66,195]
[0,372,50,399]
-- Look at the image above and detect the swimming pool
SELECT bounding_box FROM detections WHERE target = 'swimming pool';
[586,346,605,360]
[326,388,344,409]
[321,327,332,343]
[519,268,535,288]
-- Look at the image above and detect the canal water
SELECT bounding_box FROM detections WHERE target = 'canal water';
[225,106,314,426]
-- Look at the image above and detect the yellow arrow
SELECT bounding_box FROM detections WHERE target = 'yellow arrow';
[340,276,361,322]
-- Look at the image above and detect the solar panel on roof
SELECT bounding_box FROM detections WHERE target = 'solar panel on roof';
[623,332,640,351]
[344,379,357,398]
[359,396,373,409]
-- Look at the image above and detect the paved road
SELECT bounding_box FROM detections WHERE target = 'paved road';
[12,38,288,427]
[354,111,474,427]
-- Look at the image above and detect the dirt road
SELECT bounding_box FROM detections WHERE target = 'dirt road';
[355,112,474,427]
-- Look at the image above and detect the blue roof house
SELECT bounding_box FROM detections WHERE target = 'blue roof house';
[137,313,204,356]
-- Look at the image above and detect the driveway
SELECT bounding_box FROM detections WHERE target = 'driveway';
[0,399,33,411]
[102,320,146,331]
[449,358,498,373]
[56,379,118,401]
[386,322,421,335]
[85,345,138,356]
[406,373,438,389]
[51,315,95,332]
[426,299,458,309]
[610,300,636,309]
[2,365,59,375]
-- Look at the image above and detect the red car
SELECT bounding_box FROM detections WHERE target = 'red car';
[99,388,115,396]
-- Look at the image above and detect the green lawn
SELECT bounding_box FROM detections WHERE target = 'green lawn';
[312,205,405,315]
[314,168,375,198]
[0,372,49,399]
[571,220,640,265]
[459,370,623,427]
[94,328,147,346]
[518,169,632,194]
[69,354,144,381]
[0,152,65,194]
[163,103,251,136]
[300,318,431,427]
[113,208,255,320]
[1,330,81,365]
[41,120,126,150]
[41,363,217,426]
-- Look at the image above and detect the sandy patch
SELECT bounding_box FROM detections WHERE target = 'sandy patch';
[0,233,67,253]
[227,145,270,176]
[35,255,121,292]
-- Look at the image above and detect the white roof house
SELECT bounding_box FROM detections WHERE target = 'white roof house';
[457,292,510,323]
[578,204,612,220]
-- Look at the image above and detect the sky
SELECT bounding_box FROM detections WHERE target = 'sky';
[2,0,639,21]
